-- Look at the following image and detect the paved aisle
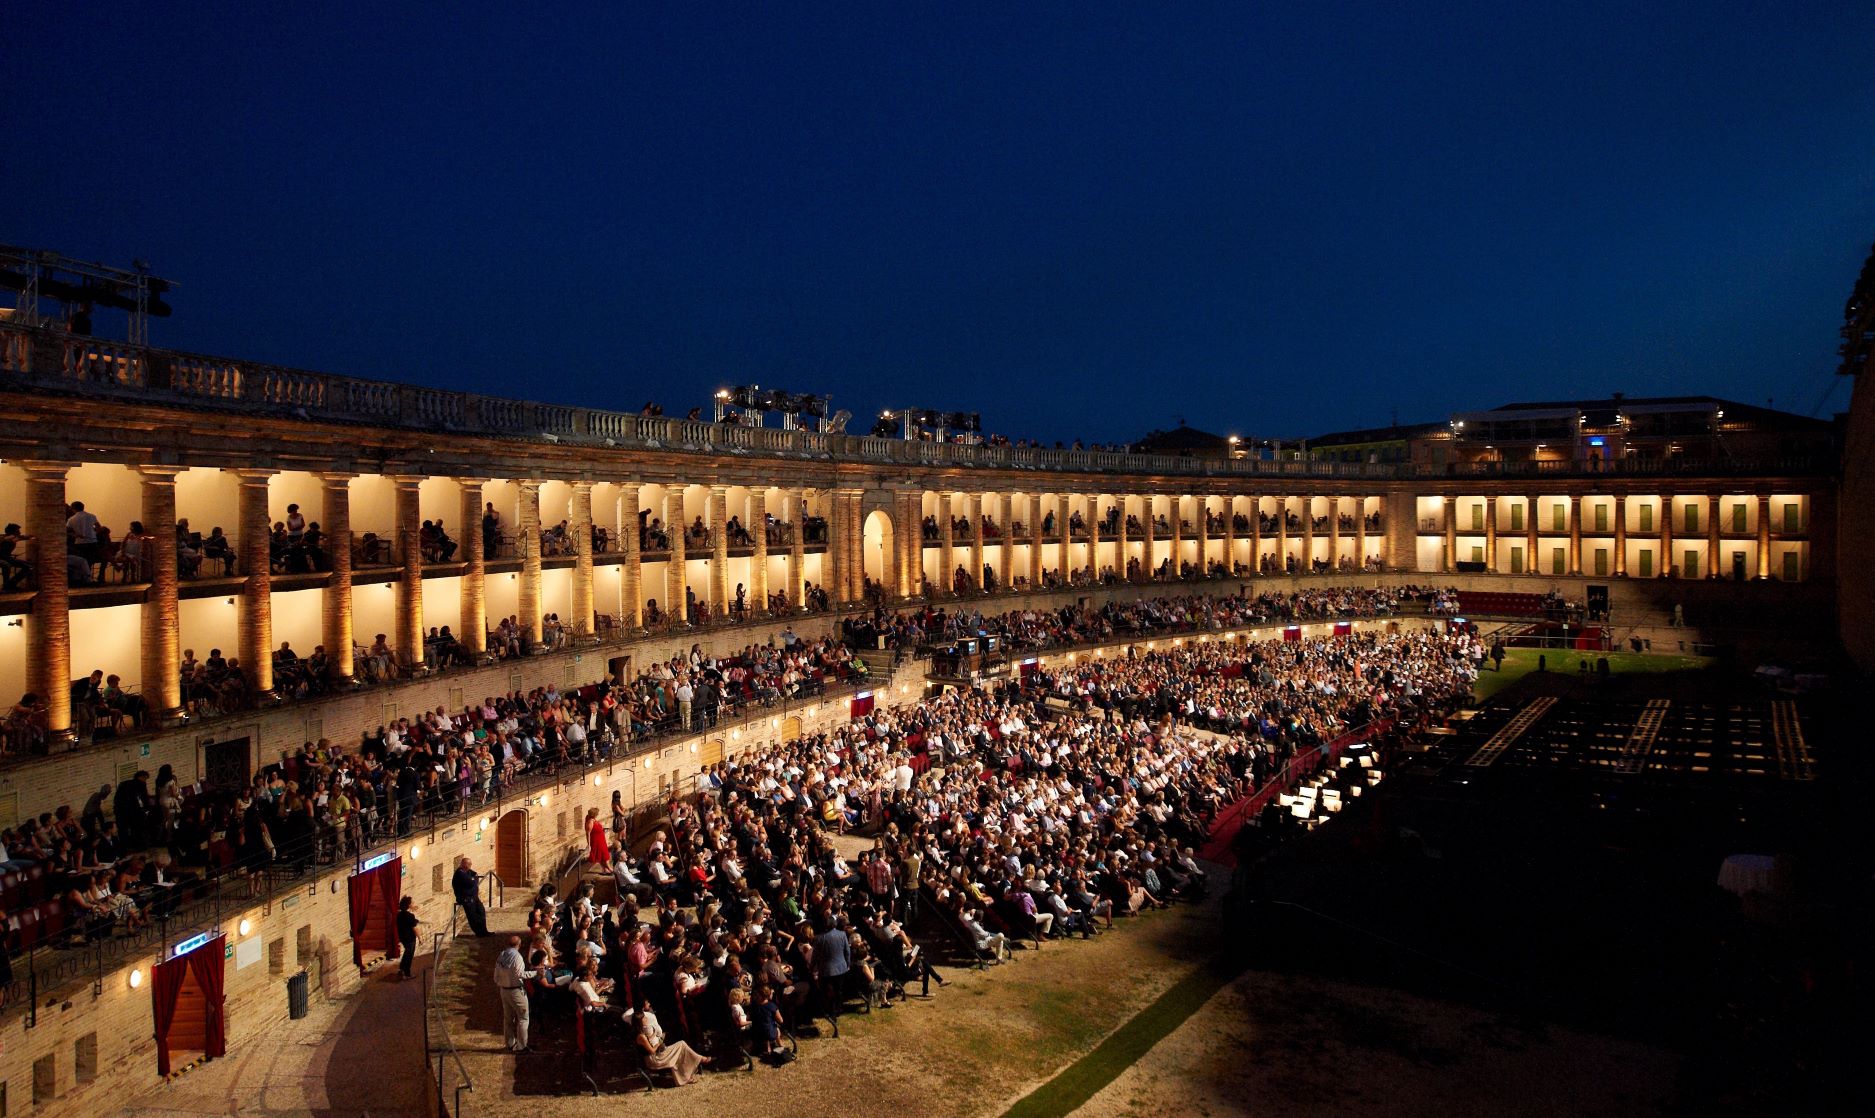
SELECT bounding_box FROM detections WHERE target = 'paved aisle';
[109,960,429,1118]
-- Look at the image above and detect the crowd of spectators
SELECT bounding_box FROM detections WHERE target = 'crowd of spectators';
[499,620,1480,1078]
[839,588,1413,656]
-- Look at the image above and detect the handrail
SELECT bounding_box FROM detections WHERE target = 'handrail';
[1,321,1834,481]
[425,930,474,1118]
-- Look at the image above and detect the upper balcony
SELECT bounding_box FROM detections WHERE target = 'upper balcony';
[0,322,1837,483]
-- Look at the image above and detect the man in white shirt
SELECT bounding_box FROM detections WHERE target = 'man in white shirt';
[493,935,537,1052]
[675,680,695,730]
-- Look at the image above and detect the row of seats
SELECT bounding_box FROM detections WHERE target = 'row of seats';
[0,863,57,913]
[1456,591,1548,617]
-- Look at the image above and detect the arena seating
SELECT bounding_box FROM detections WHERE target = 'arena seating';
[1455,590,1547,617]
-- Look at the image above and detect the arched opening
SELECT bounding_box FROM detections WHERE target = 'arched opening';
[863,509,896,595]
[701,737,726,767]
[781,716,802,743]
[496,809,528,886]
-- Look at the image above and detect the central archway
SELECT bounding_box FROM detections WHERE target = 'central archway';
[863,509,896,595]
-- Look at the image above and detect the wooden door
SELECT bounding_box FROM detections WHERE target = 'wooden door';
[496,810,528,885]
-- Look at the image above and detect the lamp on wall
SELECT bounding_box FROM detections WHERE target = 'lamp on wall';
[238,917,252,937]
[129,967,143,989]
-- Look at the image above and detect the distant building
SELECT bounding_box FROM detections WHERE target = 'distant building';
[1304,421,1445,465]
[1132,422,1233,459]
[1431,394,1835,468]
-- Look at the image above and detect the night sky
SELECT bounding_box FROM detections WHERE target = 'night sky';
[8,2,1874,444]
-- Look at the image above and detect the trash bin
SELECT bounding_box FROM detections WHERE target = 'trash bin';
[287,970,310,1019]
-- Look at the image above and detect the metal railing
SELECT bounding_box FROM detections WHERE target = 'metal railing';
[425,929,474,1118]
[6,322,1830,481]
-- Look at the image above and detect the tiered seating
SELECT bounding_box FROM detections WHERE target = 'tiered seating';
[1455,590,1547,617]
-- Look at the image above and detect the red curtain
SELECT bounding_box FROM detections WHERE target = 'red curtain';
[188,935,227,1062]
[350,857,404,965]
[151,953,188,1077]
[348,870,374,967]
[378,860,402,960]
[850,693,875,719]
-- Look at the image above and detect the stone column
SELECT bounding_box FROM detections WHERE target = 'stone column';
[517,480,543,644]
[1526,495,1540,576]
[1613,495,1628,577]
[1706,492,1722,580]
[236,469,277,696]
[393,477,425,672]
[1168,495,1183,577]
[846,490,865,601]
[938,493,955,596]
[1192,498,1207,577]
[1568,494,1583,575]
[1484,496,1498,574]
[139,466,185,722]
[1756,494,1772,579]
[1353,496,1366,573]
[997,493,1014,592]
[750,488,769,612]
[1144,495,1159,579]
[966,492,984,591]
[322,473,356,679]
[825,490,844,605]
[1248,496,1261,575]
[621,482,644,628]
[665,487,687,622]
[1116,495,1131,581]
[1328,496,1342,570]
[709,484,729,616]
[1441,495,1456,573]
[24,462,76,745]
[457,480,486,658]
[1300,496,1314,574]
[1035,495,1050,589]
[1055,494,1071,581]
[571,481,595,638]
[788,491,806,608]
[896,491,917,597]
[1223,495,1238,576]
[1658,494,1674,578]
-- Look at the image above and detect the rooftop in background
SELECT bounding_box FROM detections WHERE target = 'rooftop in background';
[1133,422,1231,456]
[1464,394,1834,432]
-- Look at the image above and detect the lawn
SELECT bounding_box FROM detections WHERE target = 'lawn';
[1472,647,1716,703]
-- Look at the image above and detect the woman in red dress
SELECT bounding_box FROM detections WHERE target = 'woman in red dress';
[585,806,610,867]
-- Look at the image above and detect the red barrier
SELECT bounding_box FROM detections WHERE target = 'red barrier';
[1198,720,1391,867]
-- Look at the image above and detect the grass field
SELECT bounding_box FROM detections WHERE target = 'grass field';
[1472,647,1717,702]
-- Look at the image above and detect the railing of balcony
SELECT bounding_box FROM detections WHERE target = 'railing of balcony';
[0,321,1835,481]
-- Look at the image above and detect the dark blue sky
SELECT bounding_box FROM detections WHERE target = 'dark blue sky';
[9,2,1874,443]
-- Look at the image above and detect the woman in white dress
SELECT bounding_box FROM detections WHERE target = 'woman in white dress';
[634,1000,707,1085]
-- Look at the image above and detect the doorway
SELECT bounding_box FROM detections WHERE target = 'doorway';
[496,810,528,886]
[204,737,251,792]
[863,509,896,594]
